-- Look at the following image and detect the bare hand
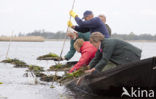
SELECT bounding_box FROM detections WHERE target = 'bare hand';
[85,68,95,73]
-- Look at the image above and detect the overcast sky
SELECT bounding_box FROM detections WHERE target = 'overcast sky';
[0,0,156,36]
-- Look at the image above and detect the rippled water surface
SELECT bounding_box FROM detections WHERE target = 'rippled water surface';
[0,41,156,99]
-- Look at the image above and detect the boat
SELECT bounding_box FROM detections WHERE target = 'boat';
[66,57,156,97]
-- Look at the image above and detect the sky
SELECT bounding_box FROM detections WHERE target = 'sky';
[0,0,156,36]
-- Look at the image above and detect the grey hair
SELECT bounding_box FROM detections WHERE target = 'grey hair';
[98,14,106,23]
[98,14,106,19]
[90,32,104,43]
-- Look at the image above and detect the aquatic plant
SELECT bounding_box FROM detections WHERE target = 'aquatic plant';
[34,72,46,77]
[50,85,55,88]
[1,58,28,68]
[37,53,62,60]
[48,63,66,71]
[28,65,44,72]
[0,82,3,84]
[59,66,88,84]
[48,61,77,71]
[24,65,45,79]
[40,75,62,82]
[51,63,62,69]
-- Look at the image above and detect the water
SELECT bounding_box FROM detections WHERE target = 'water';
[0,41,156,99]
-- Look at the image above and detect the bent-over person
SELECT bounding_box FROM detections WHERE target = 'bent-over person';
[69,39,97,73]
[85,32,142,73]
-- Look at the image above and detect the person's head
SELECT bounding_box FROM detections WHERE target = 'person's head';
[99,14,106,23]
[74,39,84,53]
[90,32,104,49]
[67,27,78,40]
[83,10,94,21]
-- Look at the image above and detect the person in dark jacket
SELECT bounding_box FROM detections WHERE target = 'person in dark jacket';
[68,10,110,38]
[69,39,97,73]
[64,28,90,60]
[98,14,112,36]
[85,32,142,73]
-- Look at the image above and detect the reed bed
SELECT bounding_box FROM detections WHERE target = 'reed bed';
[0,36,45,42]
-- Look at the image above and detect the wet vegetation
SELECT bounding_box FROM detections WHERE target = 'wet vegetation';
[48,63,71,71]
[59,67,88,84]
[40,75,62,82]
[27,65,44,72]
[1,57,88,87]
[37,53,62,61]
[48,61,77,71]
[1,58,28,68]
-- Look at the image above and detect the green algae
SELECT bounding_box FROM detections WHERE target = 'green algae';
[59,66,88,84]
[34,72,46,77]
[1,58,28,68]
[48,61,77,71]
[40,75,62,82]
[48,63,70,71]
[1,57,88,85]
[37,53,62,60]
[49,63,63,70]
[50,85,55,88]
[28,65,44,72]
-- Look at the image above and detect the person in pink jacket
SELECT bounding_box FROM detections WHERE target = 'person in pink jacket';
[69,39,97,73]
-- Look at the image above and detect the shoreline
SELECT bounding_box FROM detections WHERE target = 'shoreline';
[45,39,156,42]
[0,37,155,42]
[0,36,45,42]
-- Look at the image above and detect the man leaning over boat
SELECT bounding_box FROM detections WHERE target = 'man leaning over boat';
[85,32,142,73]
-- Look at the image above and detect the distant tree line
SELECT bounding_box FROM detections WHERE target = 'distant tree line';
[19,30,156,41]
[19,30,66,39]
[111,32,156,41]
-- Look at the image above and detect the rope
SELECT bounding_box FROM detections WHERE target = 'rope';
[59,0,76,57]
[5,31,13,59]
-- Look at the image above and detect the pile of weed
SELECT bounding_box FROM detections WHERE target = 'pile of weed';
[48,61,77,71]
[59,66,89,84]
[1,58,28,68]
[40,75,63,82]
[27,65,44,72]
[48,64,71,71]
[37,53,62,61]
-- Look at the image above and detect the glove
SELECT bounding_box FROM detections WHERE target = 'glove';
[69,10,78,18]
[67,20,73,27]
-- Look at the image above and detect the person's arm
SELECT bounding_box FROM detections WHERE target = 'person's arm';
[69,51,91,73]
[89,50,102,69]
[74,26,90,33]
[94,41,115,71]
[64,40,76,60]
[75,17,99,28]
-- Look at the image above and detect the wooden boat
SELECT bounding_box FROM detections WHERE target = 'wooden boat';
[66,57,156,97]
